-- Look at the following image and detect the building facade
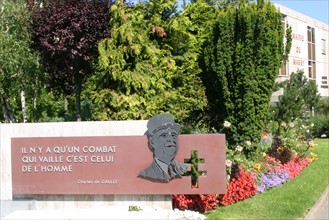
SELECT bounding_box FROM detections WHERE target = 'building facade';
[272,3,329,103]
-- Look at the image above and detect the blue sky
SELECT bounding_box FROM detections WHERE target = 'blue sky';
[272,0,329,24]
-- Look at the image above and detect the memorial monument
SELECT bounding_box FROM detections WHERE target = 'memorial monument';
[0,114,226,218]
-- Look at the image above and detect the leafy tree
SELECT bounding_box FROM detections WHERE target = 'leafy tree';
[30,0,110,121]
[201,0,290,151]
[310,98,329,137]
[315,98,329,116]
[0,0,43,123]
[275,70,320,122]
[89,0,207,124]
[302,79,320,116]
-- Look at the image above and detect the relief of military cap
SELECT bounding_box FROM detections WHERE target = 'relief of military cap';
[147,113,180,136]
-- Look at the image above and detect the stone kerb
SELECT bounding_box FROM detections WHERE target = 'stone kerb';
[0,121,171,217]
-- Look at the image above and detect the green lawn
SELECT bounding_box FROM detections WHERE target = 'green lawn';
[206,139,329,220]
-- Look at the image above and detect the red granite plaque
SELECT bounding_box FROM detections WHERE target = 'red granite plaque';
[11,134,226,195]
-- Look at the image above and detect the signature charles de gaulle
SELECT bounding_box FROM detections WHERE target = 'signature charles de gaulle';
[139,113,188,182]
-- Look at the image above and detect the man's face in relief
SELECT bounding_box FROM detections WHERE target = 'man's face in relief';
[151,127,178,165]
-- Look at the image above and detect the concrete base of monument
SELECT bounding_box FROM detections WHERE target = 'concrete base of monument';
[2,209,168,220]
[2,206,206,220]
[1,200,36,218]
[1,195,173,219]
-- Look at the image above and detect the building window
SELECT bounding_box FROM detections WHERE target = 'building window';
[321,39,326,55]
[307,26,316,79]
[308,61,316,79]
[281,14,287,35]
[279,61,287,76]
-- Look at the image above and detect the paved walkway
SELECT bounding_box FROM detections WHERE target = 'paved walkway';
[304,186,329,220]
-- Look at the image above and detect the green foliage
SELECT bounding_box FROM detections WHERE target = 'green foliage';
[309,114,329,138]
[315,98,329,115]
[274,70,320,123]
[34,91,94,122]
[302,80,320,114]
[89,0,207,124]
[183,150,205,185]
[0,0,44,122]
[182,0,215,52]
[32,88,64,122]
[309,98,329,137]
[201,0,287,151]
[202,0,240,9]
[225,145,248,181]
[265,119,314,163]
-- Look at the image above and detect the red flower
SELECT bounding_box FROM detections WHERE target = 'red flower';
[217,169,257,206]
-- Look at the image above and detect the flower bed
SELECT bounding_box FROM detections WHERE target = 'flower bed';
[173,120,317,213]
[251,155,311,193]
[283,157,311,179]
[173,144,315,213]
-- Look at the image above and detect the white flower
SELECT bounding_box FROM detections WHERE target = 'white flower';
[289,122,295,128]
[226,160,232,167]
[310,123,314,127]
[236,145,243,152]
[54,36,60,43]
[281,122,287,127]
[223,121,231,128]
[246,141,252,146]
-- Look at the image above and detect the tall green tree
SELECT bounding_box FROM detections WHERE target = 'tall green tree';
[201,0,291,151]
[90,0,207,124]
[0,0,43,123]
[30,0,110,121]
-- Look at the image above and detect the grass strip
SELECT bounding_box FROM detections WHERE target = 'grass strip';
[206,138,329,220]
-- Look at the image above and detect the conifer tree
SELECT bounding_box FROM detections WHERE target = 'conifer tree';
[202,0,291,151]
[91,0,207,124]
